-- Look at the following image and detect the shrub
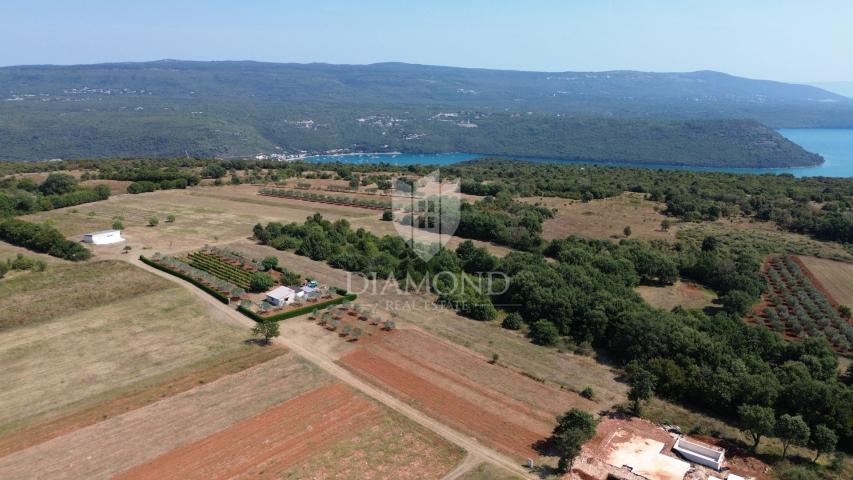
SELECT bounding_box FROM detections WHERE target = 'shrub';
[530,319,559,346]
[381,210,394,221]
[580,387,595,400]
[112,219,124,230]
[249,272,274,293]
[261,256,278,271]
[148,216,159,227]
[501,312,523,330]
[165,214,176,223]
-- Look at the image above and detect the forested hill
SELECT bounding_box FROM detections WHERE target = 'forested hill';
[0,60,845,164]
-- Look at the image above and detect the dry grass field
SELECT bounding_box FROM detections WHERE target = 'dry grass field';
[0,355,462,480]
[0,346,286,457]
[0,260,250,434]
[636,281,717,311]
[0,260,170,330]
[520,192,675,242]
[21,185,376,255]
[796,256,853,307]
[0,240,65,267]
[0,353,332,479]
[116,383,461,480]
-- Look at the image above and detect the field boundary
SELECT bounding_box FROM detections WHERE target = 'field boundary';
[238,292,357,322]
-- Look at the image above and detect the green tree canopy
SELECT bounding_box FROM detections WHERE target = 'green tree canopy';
[738,404,776,451]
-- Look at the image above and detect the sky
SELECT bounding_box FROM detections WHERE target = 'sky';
[1,0,852,83]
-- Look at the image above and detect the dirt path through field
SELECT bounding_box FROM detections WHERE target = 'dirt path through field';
[128,257,535,479]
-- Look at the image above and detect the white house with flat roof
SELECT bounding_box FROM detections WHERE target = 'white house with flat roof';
[265,286,296,306]
[82,229,124,245]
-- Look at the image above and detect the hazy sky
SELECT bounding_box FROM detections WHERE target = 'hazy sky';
[2,0,851,82]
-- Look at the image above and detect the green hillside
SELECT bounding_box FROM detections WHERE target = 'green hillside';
[0,60,844,166]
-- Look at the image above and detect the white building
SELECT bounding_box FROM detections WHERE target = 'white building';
[265,286,296,306]
[82,229,124,245]
[673,437,725,470]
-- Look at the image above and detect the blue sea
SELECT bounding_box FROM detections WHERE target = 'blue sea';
[306,128,853,178]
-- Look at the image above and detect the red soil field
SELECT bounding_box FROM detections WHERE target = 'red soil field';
[114,383,378,480]
[339,329,594,459]
[341,348,544,458]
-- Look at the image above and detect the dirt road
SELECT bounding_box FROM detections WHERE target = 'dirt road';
[129,257,535,479]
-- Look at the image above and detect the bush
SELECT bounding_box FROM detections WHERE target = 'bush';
[580,387,595,400]
[39,173,77,195]
[530,319,559,346]
[261,256,278,271]
[148,216,159,227]
[165,214,176,223]
[249,272,274,293]
[501,312,523,330]
[381,210,393,221]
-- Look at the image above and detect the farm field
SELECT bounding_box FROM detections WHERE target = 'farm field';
[230,240,628,410]
[117,383,462,480]
[796,255,853,308]
[0,345,286,457]
[339,328,594,459]
[0,260,171,330]
[636,281,717,311]
[519,192,675,241]
[0,353,335,480]
[21,184,374,254]
[753,255,852,353]
[0,260,250,432]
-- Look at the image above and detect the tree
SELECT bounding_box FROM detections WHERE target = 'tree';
[623,225,632,237]
[552,408,598,473]
[809,424,837,462]
[501,312,523,330]
[580,387,595,400]
[251,318,279,345]
[626,362,656,415]
[660,219,671,232]
[381,210,393,221]
[148,216,159,227]
[39,173,77,195]
[721,290,755,316]
[776,414,810,460]
[112,219,124,230]
[701,235,719,252]
[249,272,274,293]
[838,304,851,319]
[122,245,132,255]
[530,319,559,346]
[261,256,278,271]
[738,404,776,451]
[165,214,176,223]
